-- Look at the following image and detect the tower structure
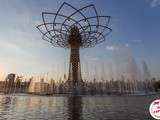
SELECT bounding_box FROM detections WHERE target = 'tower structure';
[37,2,112,94]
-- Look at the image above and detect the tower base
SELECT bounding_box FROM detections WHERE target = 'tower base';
[65,80,84,95]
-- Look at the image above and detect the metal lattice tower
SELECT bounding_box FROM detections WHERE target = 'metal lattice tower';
[37,2,112,94]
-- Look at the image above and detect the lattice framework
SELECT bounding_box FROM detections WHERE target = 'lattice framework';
[37,2,112,48]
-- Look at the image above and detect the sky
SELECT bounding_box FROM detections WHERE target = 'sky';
[0,0,160,80]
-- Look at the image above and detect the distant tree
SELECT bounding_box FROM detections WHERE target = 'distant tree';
[153,80,160,92]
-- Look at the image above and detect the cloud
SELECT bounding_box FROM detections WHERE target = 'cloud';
[82,53,99,61]
[89,57,99,61]
[132,39,142,43]
[105,43,131,52]
[150,0,160,7]
[105,45,118,51]
[125,43,129,47]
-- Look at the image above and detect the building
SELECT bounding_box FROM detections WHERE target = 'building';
[28,80,51,95]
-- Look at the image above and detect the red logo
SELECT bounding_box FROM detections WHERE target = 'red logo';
[149,99,160,119]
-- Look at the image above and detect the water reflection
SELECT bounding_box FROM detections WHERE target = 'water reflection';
[0,96,12,119]
[0,96,11,105]
[0,94,159,120]
[67,96,83,120]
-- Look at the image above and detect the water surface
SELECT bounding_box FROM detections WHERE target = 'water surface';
[0,94,158,120]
